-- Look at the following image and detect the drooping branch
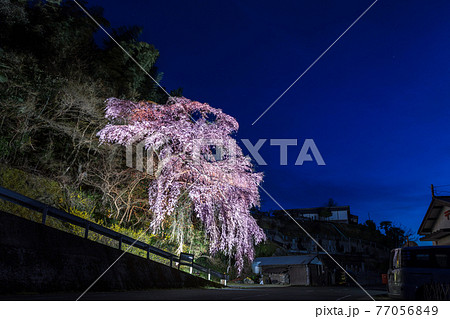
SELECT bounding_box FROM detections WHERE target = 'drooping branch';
[98,96,265,272]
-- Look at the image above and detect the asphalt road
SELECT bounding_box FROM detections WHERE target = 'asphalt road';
[2,286,388,301]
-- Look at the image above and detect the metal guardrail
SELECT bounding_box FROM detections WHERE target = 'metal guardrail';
[0,186,227,282]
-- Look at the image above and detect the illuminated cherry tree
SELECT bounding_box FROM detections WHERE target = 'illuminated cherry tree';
[97,97,265,271]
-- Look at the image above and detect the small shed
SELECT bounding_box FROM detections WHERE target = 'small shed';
[252,255,324,286]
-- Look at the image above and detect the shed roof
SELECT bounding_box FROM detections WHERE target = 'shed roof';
[253,255,322,266]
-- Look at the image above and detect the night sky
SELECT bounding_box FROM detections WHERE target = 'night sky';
[86,0,450,237]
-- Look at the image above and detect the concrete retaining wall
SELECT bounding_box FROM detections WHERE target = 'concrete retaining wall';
[0,211,219,294]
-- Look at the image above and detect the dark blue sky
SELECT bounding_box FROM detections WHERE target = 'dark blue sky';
[87,0,450,236]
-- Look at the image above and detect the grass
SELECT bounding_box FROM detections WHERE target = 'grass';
[0,164,223,283]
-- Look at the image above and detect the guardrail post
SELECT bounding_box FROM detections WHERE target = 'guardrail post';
[84,223,89,239]
[170,256,173,268]
[208,269,211,281]
[42,206,48,224]
[147,246,150,259]
[118,236,122,250]
[220,274,227,286]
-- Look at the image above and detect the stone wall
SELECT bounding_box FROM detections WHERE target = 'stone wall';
[0,211,220,294]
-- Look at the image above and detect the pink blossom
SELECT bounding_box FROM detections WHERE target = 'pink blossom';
[98,97,265,272]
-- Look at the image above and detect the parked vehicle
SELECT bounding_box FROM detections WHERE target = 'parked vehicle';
[387,246,450,300]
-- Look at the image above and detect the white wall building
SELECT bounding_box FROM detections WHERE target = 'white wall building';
[418,194,450,245]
